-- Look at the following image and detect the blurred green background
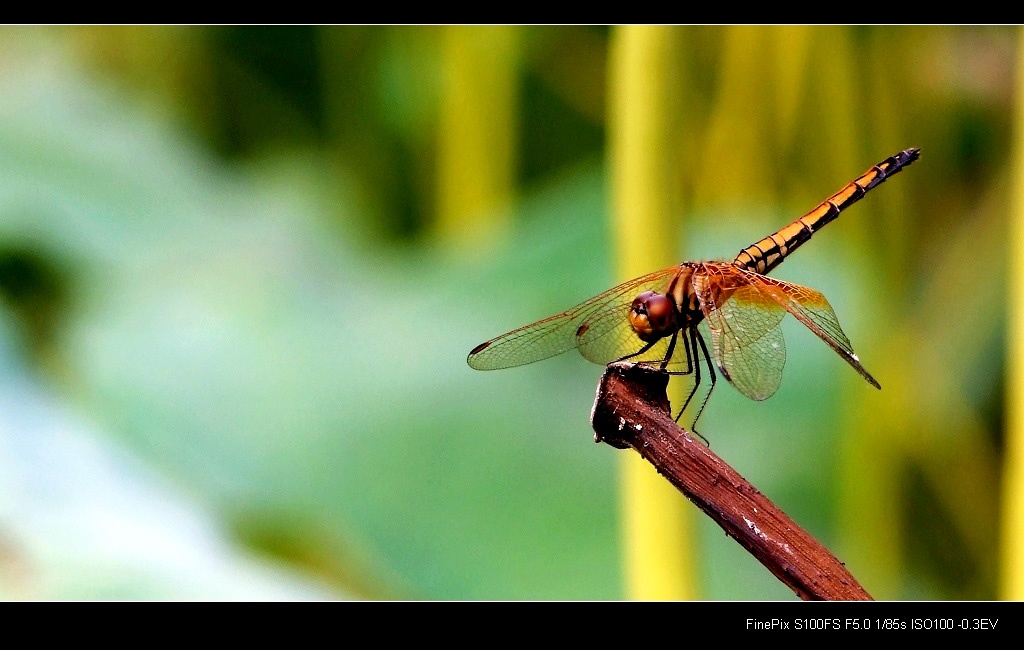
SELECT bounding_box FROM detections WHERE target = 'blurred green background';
[0,25,1014,600]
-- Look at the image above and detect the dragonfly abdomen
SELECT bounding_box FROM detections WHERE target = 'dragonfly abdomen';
[733,224,811,275]
[733,148,920,275]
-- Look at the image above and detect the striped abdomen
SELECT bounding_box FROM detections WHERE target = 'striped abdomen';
[733,148,920,275]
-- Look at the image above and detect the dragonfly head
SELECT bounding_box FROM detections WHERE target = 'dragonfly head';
[629,291,677,342]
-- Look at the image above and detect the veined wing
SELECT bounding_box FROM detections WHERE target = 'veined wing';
[750,273,880,390]
[693,263,878,401]
[468,266,684,370]
[692,264,788,401]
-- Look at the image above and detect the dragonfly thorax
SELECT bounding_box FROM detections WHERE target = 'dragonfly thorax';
[628,290,679,342]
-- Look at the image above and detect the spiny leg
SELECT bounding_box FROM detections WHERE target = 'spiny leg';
[659,331,677,371]
[674,328,700,414]
[654,329,710,440]
[616,329,688,373]
[686,327,717,443]
[668,327,707,446]
[660,329,696,377]
[614,339,658,364]
[616,330,704,436]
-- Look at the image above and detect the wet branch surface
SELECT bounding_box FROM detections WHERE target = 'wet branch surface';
[591,362,872,601]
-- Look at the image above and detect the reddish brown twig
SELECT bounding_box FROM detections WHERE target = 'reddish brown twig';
[591,362,872,601]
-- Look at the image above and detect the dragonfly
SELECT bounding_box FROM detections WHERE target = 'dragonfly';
[468,148,920,432]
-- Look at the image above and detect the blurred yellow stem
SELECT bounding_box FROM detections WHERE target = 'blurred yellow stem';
[694,26,772,208]
[435,26,518,249]
[608,25,697,601]
[1001,25,1024,600]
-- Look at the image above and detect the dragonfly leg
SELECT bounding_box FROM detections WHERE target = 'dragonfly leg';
[660,329,696,377]
[615,339,658,364]
[675,328,699,413]
[659,331,677,371]
[683,328,717,444]
[671,328,707,445]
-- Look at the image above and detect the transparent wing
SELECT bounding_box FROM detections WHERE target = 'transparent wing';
[693,263,878,401]
[693,265,788,401]
[751,273,880,389]
[467,266,684,370]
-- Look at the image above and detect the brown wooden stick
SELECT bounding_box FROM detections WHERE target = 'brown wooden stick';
[591,362,872,601]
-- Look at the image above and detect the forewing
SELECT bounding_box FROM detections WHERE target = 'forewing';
[751,275,881,389]
[692,265,787,401]
[467,267,682,370]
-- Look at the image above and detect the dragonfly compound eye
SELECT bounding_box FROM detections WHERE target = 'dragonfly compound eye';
[629,291,676,342]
